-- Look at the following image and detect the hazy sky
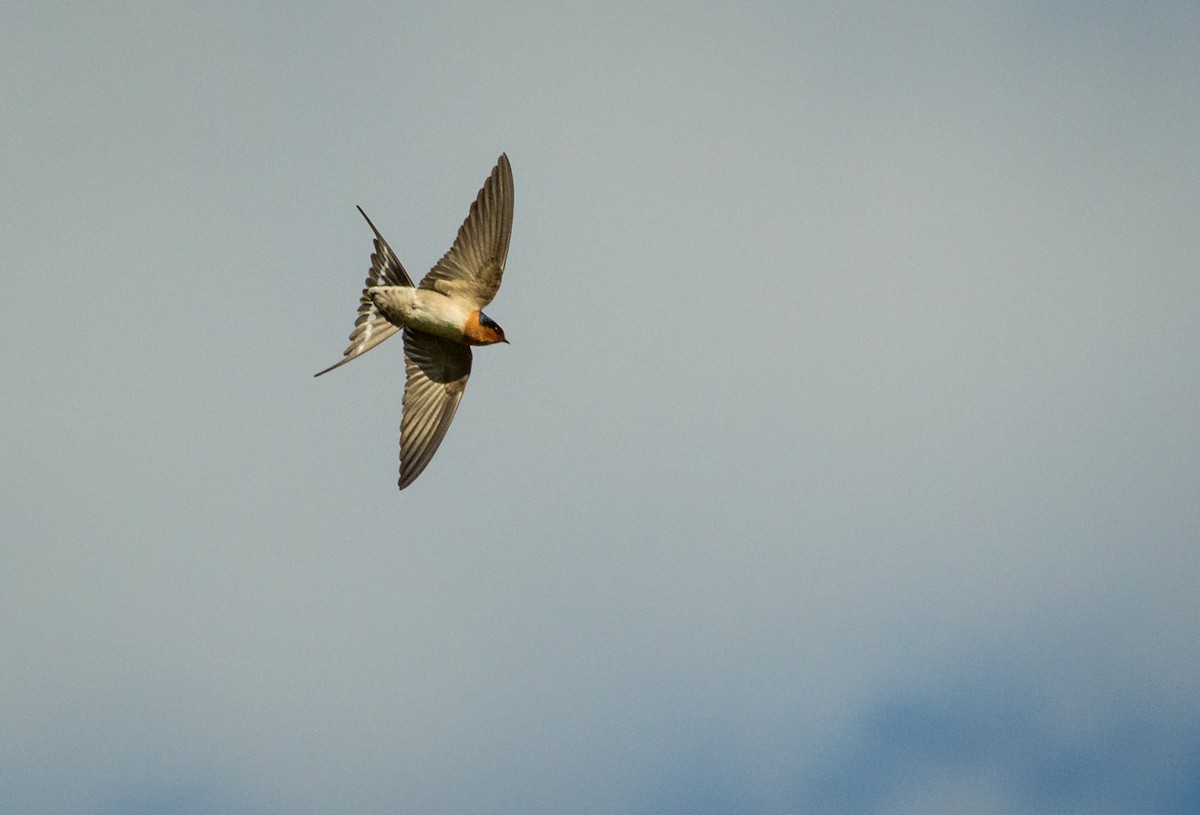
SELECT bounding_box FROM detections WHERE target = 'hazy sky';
[3,2,1199,813]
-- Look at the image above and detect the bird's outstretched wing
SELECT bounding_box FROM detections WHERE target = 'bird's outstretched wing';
[315,207,415,377]
[398,329,473,489]
[417,154,513,309]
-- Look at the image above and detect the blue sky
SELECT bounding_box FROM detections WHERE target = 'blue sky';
[3,2,1199,813]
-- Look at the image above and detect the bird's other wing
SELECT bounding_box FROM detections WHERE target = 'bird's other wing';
[398,329,473,489]
[315,207,415,377]
[417,154,513,310]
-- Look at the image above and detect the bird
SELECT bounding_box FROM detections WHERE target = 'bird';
[316,154,513,490]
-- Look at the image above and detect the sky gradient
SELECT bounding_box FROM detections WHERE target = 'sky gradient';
[3,2,1199,813]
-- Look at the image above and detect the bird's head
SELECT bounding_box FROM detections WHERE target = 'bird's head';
[466,310,509,345]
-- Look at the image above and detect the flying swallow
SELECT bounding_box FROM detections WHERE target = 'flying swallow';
[316,154,513,490]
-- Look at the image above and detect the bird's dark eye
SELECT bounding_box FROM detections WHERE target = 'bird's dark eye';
[479,314,500,331]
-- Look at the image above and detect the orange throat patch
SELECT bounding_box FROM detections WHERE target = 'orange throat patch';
[463,311,505,345]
